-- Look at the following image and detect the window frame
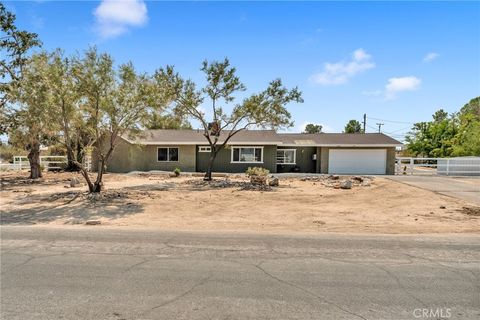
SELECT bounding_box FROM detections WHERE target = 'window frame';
[276,149,296,165]
[230,146,264,164]
[198,146,212,153]
[157,147,179,162]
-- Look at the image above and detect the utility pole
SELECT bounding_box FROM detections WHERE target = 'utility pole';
[376,122,384,133]
[363,113,366,133]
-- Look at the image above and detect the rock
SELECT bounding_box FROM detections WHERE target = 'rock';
[352,176,364,183]
[361,180,371,187]
[440,205,446,209]
[328,175,340,180]
[70,177,80,187]
[85,220,101,225]
[268,176,279,187]
[340,180,352,189]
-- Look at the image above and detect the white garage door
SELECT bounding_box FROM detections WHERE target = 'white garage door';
[328,149,387,175]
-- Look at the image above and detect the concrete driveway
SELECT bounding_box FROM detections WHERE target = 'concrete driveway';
[387,175,480,205]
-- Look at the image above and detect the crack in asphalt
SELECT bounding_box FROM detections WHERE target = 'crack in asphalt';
[401,252,480,293]
[1,252,67,274]
[369,263,427,308]
[140,274,213,317]
[253,262,369,320]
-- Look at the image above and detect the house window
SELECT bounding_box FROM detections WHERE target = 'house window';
[231,147,263,163]
[198,146,211,153]
[277,149,296,164]
[157,147,179,162]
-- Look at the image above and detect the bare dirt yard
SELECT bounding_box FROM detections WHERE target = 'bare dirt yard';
[1,171,479,234]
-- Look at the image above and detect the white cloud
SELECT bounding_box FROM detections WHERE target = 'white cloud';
[310,48,375,85]
[423,52,439,63]
[93,0,148,39]
[385,76,421,100]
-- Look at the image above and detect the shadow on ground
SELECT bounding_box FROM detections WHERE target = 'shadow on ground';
[0,190,145,225]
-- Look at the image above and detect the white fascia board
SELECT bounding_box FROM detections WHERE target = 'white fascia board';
[132,141,281,146]
[279,144,402,148]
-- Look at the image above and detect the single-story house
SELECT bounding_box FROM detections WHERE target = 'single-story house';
[96,129,402,175]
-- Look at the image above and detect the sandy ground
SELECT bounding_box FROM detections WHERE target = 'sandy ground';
[0,171,479,234]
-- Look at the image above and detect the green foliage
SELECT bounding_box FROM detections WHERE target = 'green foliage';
[344,120,363,133]
[303,123,322,134]
[245,167,270,177]
[406,97,480,157]
[0,144,25,162]
[1,3,41,132]
[146,113,192,130]
[459,97,480,118]
[173,167,181,176]
[173,58,303,180]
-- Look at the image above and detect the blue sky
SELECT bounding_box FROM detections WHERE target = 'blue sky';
[6,1,480,140]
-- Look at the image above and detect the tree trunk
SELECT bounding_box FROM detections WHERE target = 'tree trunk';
[204,150,217,181]
[91,159,105,193]
[28,142,42,179]
[65,144,80,171]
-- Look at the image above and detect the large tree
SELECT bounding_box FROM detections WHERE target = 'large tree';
[1,3,41,134]
[72,48,177,192]
[174,58,303,180]
[47,49,83,171]
[303,123,322,134]
[344,120,363,133]
[8,53,55,179]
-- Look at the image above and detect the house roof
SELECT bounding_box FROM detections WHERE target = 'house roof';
[123,129,281,145]
[122,129,402,147]
[278,133,402,147]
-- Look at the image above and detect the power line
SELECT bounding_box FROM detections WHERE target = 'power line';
[384,126,412,135]
[367,117,416,125]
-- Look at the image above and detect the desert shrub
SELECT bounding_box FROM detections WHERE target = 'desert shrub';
[245,167,269,177]
[174,168,181,176]
[246,167,269,185]
[0,144,26,163]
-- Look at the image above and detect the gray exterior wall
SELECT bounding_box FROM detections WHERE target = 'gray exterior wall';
[318,147,396,175]
[196,145,277,173]
[93,137,395,175]
[94,137,196,173]
[276,147,317,173]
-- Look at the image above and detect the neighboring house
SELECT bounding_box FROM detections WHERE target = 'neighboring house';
[95,129,402,175]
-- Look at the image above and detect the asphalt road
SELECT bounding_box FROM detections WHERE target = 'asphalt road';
[387,175,480,205]
[1,227,479,320]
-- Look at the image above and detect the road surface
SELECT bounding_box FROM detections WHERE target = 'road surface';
[1,227,479,320]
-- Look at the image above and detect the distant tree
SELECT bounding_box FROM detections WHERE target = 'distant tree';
[459,97,480,118]
[432,109,449,122]
[303,123,322,134]
[1,3,41,132]
[344,120,363,133]
[174,58,303,180]
[451,97,480,156]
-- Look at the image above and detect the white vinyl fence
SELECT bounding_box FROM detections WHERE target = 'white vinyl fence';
[396,157,480,176]
[0,156,67,171]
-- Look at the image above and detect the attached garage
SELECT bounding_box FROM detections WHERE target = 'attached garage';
[328,149,387,175]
